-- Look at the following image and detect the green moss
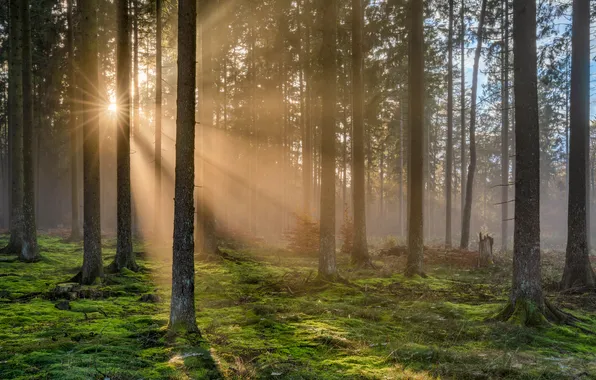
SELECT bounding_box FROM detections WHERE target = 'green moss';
[2,234,596,379]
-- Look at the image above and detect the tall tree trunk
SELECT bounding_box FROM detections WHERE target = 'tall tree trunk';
[111,0,137,272]
[561,0,594,290]
[398,99,404,237]
[318,0,338,279]
[405,0,424,277]
[445,0,453,248]
[169,0,199,333]
[20,0,38,262]
[351,0,370,265]
[460,0,466,234]
[2,0,23,255]
[154,0,162,237]
[300,0,312,215]
[460,0,486,250]
[495,0,558,326]
[500,0,509,252]
[80,0,103,284]
[67,0,81,242]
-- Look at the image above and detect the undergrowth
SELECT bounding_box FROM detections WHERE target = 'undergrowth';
[1,235,596,379]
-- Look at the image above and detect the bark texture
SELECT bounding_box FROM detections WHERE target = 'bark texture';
[405,0,425,277]
[561,0,595,291]
[112,0,137,272]
[169,0,199,333]
[318,0,338,279]
[80,0,103,285]
[445,0,454,248]
[351,0,370,266]
[20,0,39,262]
[3,0,23,255]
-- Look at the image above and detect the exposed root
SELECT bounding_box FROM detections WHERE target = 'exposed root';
[105,260,140,274]
[404,267,427,278]
[490,298,593,333]
[0,242,21,255]
[67,271,82,284]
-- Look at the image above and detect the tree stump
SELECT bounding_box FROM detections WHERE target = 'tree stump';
[478,233,494,267]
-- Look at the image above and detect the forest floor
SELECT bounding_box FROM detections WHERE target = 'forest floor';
[1,235,596,379]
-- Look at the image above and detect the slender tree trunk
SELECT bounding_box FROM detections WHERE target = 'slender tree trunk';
[111,0,137,271]
[500,0,510,252]
[561,0,594,290]
[2,0,23,255]
[67,0,80,242]
[460,0,466,235]
[351,0,370,265]
[460,0,486,250]
[445,0,454,247]
[20,0,38,262]
[80,0,103,284]
[169,0,199,333]
[318,0,338,279]
[405,0,424,277]
[154,0,162,237]
[398,100,404,237]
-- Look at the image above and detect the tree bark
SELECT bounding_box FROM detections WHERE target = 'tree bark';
[500,0,510,252]
[460,0,486,250]
[169,0,199,333]
[80,0,103,284]
[2,0,23,255]
[496,0,547,326]
[460,0,466,236]
[445,0,454,248]
[405,0,425,277]
[20,0,38,262]
[111,0,137,272]
[351,0,370,266]
[561,0,595,291]
[318,0,338,279]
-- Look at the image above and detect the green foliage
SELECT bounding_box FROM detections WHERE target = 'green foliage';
[285,213,320,256]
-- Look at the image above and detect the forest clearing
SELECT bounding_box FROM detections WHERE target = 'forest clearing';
[1,0,596,378]
[1,235,595,379]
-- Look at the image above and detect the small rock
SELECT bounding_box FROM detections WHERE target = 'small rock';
[139,294,161,303]
[55,300,71,310]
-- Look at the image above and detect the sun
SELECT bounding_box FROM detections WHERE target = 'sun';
[108,102,117,112]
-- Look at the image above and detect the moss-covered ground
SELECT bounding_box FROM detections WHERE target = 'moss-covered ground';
[1,235,596,379]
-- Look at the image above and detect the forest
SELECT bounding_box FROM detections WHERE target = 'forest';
[1,0,596,378]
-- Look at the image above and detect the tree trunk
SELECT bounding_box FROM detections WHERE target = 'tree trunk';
[169,0,199,334]
[154,0,162,237]
[80,0,103,284]
[478,233,494,267]
[351,0,370,266]
[460,0,486,250]
[460,0,466,237]
[111,0,137,272]
[496,0,549,326]
[20,0,38,262]
[67,0,81,242]
[300,0,312,215]
[500,0,510,252]
[405,0,424,277]
[561,0,595,291]
[2,0,23,255]
[445,0,453,248]
[318,0,338,279]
